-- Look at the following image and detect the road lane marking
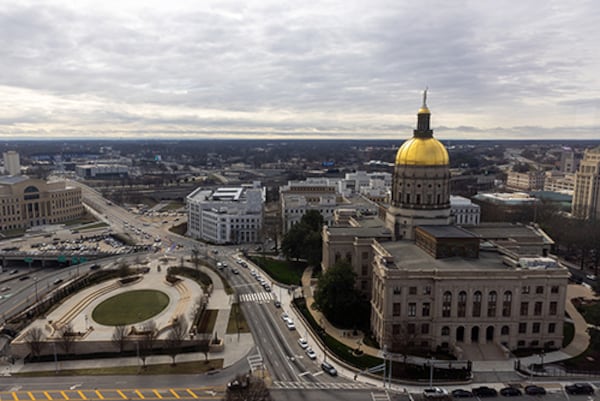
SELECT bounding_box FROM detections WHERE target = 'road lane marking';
[185,389,198,399]
[94,391,103,400]
[77,391,87,400]
[116,391,127,400]
[298,371,310,377]
[27,392,35,400]
[60,391,69,400]
[134,390,144,399]
[43,392,52,400]
[169,390,179,399]
[152,390,161,399]
[12,392,18,401]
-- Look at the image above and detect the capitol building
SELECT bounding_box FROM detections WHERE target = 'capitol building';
[322,93,568,357]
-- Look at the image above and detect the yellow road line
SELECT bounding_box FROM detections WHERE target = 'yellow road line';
[94,391,103,400]
[60,392,69,400]
[43,392,52,401]
[116,391,127,400]
[152,390,161,399]
[77,391,87,400]
[27,392,35,400]
[169,390,179,399]
[134,390,144,399]
[185,389,198,399]
[12,392,19,401]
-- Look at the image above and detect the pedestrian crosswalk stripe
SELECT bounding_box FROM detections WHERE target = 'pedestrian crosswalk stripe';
[12,392,18,401]
[152,390,162,399]
[95,391,103,400]
[77,391,87,400]
[185,389,198,399]
[60,391,69,400]
[117,390,127,399]
[135,390,145,399]
[240,292,274,303]
[27,392,35,400]
[169,390,179,399]
[43,392,52,400]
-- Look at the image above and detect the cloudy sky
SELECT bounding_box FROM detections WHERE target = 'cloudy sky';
[1,0,598,140]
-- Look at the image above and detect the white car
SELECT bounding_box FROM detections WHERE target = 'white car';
[286,319,296,330]
[586,274,597,281]
[305,347,317,360]
[298,338,309,349]
[423,387,449,399]
[281,312,289,322]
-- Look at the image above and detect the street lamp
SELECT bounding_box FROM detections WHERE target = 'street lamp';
[33,276,38,302]
[539,350,545,371]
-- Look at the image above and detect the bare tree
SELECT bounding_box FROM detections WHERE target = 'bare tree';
[118,261,130,278]
[165,316,188,365]
[138,320,158,368]
[191,248,200,273]
[224,375,272,401]
[58,323,76,355]
[111,325,128,353]
[25,327,45,358]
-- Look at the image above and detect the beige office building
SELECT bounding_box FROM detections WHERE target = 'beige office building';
[322,94,569,356]
[572,146,600,220]
[0,176,84,231]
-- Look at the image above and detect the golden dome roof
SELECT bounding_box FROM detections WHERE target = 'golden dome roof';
[418,106,430,114]
[395,137,449,166]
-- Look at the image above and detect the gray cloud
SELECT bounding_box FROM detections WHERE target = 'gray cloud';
[0,0,598,139]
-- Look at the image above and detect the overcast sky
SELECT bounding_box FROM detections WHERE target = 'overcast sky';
[1,0,598,140]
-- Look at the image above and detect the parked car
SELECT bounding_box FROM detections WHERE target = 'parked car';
[273,300,281,308]
[0,286,10,292]
[298,338,309,349]
[586,274,597,281]
[9,269,17,275]
[227,376,249,390]
[306,347,317,360]
[264,285,271,292]
[524,385,546,396]
[286,320,296,330]
[565,383,594,395]
[231,268,239,275]
[321,362,337,376]
[423,387,449,399]
[19,275,30,281]
[53,278,63,285]
[451,389,473,398]
[472,386,498,397]
[281,312,289,322]
[499,387,522,397]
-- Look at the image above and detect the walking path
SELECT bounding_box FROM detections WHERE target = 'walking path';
[300,265,599,373]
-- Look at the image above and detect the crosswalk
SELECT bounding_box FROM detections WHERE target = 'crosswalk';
[272,381,374,390]
[239,292,274,303]
[371,392,391,401]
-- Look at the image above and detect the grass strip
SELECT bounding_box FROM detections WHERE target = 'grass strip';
[249,256,306,286]
[226,303,251,334]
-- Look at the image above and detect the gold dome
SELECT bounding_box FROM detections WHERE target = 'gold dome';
[418,106,430,114]
[395,137,449,166]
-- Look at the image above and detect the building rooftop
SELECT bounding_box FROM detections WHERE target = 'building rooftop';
[327,225,392,238]
[0,175,29,185]
[418,225,478,239]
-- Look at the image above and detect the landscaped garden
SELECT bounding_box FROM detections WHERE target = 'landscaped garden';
[249,256,306,285]
[92,290,169,326]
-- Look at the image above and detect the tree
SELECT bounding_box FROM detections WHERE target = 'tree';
[118,261,130,278]
[281,210,324,265]
[138,320,158,367]
[25,327,45,358]
[112,325,128,353]
[191,248,200,273]
[224,375,272,401]
[165,316,188,365]
[58,323,75,355]
[314,260,370,330]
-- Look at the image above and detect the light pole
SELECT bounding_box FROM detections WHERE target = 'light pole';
[539,350,545,372]
[52,342,58,373]
[33,276,38,302]
[429,357,434,388]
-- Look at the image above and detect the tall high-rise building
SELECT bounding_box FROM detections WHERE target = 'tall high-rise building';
[572,146,600,220]
[3,151,21,176]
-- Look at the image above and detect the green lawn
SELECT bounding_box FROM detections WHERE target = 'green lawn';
[563,321,575,348]
[249,256,306,285]
[226,303,251,334]
[92,290,169,326]
[576,300,600,326]
[161,201,184,211]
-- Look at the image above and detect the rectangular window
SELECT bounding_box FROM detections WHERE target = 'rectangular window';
[548,323,556,333]
[551,286,559,294]
[534,302,543,316]
[392,324,401,335]
[408,303,416,317]
[549,301,557,315]
[520,302,528,316]
[518,323,527,334]
[361,265,368,276]
[423,286,431,295]
[536,286,544,294]
[409,287,417,295]
[362,251,369,260]
[533,322,541,333]
[422,303,430,317]
[393,286,401,295]
[421,323,429,335]
[522,286,530,294]
[407,323,415,335]
[393,302,401,317]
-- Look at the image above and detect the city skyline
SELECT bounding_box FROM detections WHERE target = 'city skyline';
[1,0,599,140]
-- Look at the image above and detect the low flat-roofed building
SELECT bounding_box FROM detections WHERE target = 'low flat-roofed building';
[450,195,480,225]
[0,176,84,231]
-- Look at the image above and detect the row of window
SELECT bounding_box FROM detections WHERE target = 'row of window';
[394,322,558,337]
[393,286,560,296]
[394,299,558,318]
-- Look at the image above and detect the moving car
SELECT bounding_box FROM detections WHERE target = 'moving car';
[524,385,546,395]
[423,387,448,399]
[298,338,309,349]
[53,279,63,285]
[321,361,337,376]
[273,300,281,308]
[565,383,594,395]
[499,387,521,397]
[305,347,317,360]
[451,389,473,398]
[472,386,498,397]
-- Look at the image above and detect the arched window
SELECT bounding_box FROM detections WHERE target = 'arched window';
[441,326,450,336]
[472,291,482,317]
[458,291,467,317]
[442,291,452,317]
[488,291,497,317]
[24,185,40,200]
[501,325,510,335]
[502,291,512,317]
